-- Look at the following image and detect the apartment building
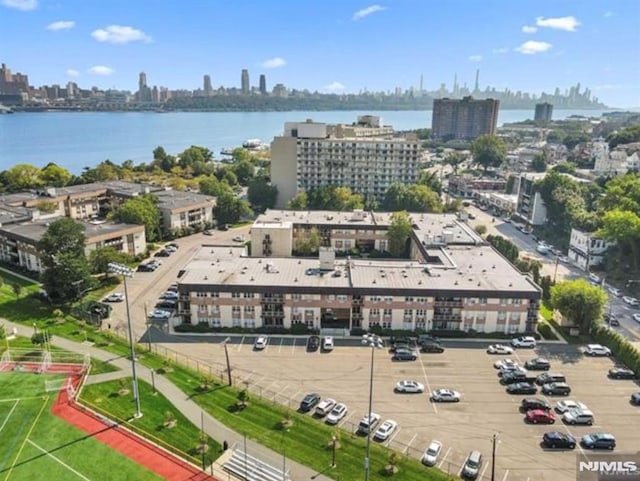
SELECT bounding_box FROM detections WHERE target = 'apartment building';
[515,173,548,226]
[568,228,613,271]
[270,116,421,207]
[177,210,541,334]
[431,96,499,141]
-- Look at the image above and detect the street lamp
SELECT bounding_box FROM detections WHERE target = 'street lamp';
[331,435,337,469]
[362,333,384,481]
[222,337,232,386]
[108,262,142,419]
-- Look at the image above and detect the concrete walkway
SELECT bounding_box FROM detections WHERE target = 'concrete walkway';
[2,320,333,481]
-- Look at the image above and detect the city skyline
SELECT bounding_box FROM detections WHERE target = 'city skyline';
[1,0,639,107]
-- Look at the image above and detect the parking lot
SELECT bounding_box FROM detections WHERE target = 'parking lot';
[158,337,640,481]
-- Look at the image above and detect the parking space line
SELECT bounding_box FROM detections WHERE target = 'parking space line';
[403,433,417,454]
[289,390,300,407]
[385,427,400,446]
[438,447,451,469]
[337,411,353,428]
[479,462,489,480]
[291,337,297,353]
[502,469,509,481]
[237,336,245,351]
[417,355,437,413]
[279,337,284,353]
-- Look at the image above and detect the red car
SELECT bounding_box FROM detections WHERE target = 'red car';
[526,409,556,424]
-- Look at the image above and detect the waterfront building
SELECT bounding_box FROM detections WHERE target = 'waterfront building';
[241,69,250,95]
[259,74,267,95]
[203,74,213,95]
[534,103,553,122]
[431,96,499,141]
[270,116,421,207]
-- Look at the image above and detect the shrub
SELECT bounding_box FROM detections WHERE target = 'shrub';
[592,326,640,376]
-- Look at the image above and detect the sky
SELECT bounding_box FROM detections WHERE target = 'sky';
[1,0,639,107]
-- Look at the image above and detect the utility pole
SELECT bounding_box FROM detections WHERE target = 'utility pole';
[491,433,497,481]
[223,337,232,386]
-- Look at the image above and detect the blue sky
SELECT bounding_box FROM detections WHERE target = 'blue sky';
[1,0,639,107]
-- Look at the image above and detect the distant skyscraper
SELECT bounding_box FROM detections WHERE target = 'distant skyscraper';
[534,103,553,122]
[474,69,480,93]
[203,74,212,94]
[259,74,267,95]
[136,72,152,102]
[432,96,499,141]
[241,69,250,94]
[139,72,147,91]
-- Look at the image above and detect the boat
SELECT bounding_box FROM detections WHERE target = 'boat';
[242,138,265,149]
[220,148,234,156]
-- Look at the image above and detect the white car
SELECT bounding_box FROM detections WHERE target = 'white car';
[588,273,602,285]
[373,419,398,441]
[315,398,336,417]
[430,389,461,403]
[421,440,443,467]
[584,344,611,356]
[608,287,622,297]
[322,336,334,351]
[103,293,125,302]
[232,235,245,242]
[511,336,537,348]
[623,296,639,306]
[160,291,179,300]
[395,380,425,393]
[149,309,171,319]
[558,255,570,263]
[487,344,514,355]
[555,400,589,414]
[633,313,640,323]
[494,358,518,370]
[326,403,347,424]
[254,336,268,350]
[536,245,550,255]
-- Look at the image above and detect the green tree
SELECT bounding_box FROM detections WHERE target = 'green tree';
[383,183,442,212]
[444,151,468,174]
[531,153,547,173]
[3,164,42,191]
[287,191,308,210]
[307,186,363,211]
[178,145,213,169]
[294,228,321,255]
[562,132,590,150]
[470,135,507,172]
[233,159,255,186]
[40,163,72,187]
[31,332,46,347]
[11,283,22,299]
[38,217,86,265]
[551,162,576,174]
[213,191,252,226]
[88,247,133,276]
[474,224,487,235]
[551,279,607,335]
[606,125,640,148]
[486,235,519,263]
[417,171,442,193]
[114,195,161,242]
[600,173,640,215]
[231,148,251,162]
[41,252,94,304]
[247,177,278,212]
[199,176,233,197]
[387,211,412,257]
[597,209,640,270]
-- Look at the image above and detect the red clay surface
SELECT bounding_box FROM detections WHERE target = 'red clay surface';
[52,375,217,481]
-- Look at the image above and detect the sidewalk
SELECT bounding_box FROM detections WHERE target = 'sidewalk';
[2,319,333,481]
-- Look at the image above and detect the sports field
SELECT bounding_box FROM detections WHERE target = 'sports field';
[0,372,163,481]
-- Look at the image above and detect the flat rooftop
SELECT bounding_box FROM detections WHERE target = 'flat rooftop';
[0,217,142,243]
[154,190,216,210]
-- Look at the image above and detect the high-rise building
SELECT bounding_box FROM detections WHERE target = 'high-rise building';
[0,63,29,95]
[431,96,499,141]
[241,69,250,94]
[138,72,147,91]
[534,103,553,122]
[259,74,267,95]
[270,116,421,207]
[203,74,212,94]
[136,72,152,102]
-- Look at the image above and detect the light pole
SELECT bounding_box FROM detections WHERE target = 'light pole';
[223,337,232,386]
[108,262,142,419]
[491,433,497,481]
[331,435,337,468]
[363,333,383,481]
[282,428,289,481]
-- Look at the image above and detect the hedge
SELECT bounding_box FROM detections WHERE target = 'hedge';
[592,326,640,376]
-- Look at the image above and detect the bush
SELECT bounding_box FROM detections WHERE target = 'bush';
[537,322,555,340]
[592,326,640,376]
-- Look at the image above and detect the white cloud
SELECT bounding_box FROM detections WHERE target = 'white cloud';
[1,0,37,10]
[521,25,537,33]
[91,25,152,44]
[87,65,114,76]
[66,69,80,77]
[492,47,509,54]
[603,11,614,18]
[353,4,386,21]
[468,55,483,62]
[324,81,345,92]
[516,40,552,54]
[260,57,286,69]
[47,20,75,31]
[535,16,580,32]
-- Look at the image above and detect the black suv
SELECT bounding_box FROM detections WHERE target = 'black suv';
[420,342,445,353]
[535,373,566,386]
[542,431,576,449]
[524,358,551,371]
[608,366,636,379]
[500,370,532,385]
[521,398,551,412]
[542,382,571,396]
[299,393,321,412]
[392,349,417,361]
[307,335,320,352]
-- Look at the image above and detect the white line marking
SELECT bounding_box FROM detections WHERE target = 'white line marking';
[291,337,297,353]
[278,338,284,353]
[479,461,489,480]
[403,433,417,454]
[502,469,510,481]
[338,412,353,427]
[417,354,437,413]
[438,447,451,469]
[0,400,19,434]
[28,440,92,481]
[385,427,400,446]
[237,336,245,351]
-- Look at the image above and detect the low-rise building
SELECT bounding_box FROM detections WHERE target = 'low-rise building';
[447,175,506,198]
[515,173,547,225]
[568,228,613,271]
[592,140,640,176]
[154,190,216,233]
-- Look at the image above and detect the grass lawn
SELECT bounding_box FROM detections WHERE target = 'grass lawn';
[80,379,219,467]
[162,366,450,481]
[0,372,163,481]
[539,302,553,322]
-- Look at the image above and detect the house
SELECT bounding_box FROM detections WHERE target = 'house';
[567,228,613,271]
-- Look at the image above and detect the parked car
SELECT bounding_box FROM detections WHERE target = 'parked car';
[542,432,576,450]
[137,262,157,272]
[299,393,321,412]
[562,408,594,425]
[588,273,602,285]
[395,380,425,394]
[374,420,398,441]
[555,400,589,414]
[461,451,483,480]
[417,334,441,345]
[326,403,348,425]
[584,344,611,356]
[392,349,417,361]
[506,382,537,395]
[536,245,551,255]
[557,255,570,263]
[498,365,524,377]
[581,433,616,450]
[232,235,245,242]
[148,309,171,319]
[608,287,622,297]
[524,358,551,371]
[487,344,514,355]
[217,224,229,231]
[430,389,461,402]
[521,398,551,412]
[511,336,536,348]
[155,300,177,309]
[322,336,334,351]
[535,373,566,386]
[167,283,179,292]
[313,398,336,417]
[500,370,533,385]
[307,335,320,351]
[420,342,445,353]
[631,392,640,405]
[608,366,637,379]
[526,409,556,424]
[421,440,442,467]
[154,249,171,257]
[254,336,268,350]
[203,229,213,235]
[166,242,179,249]
[542,382,571,396]
[356,412,380,435]
[633,313,640,323]
[494,358,518,370]
[622,296,639,306]
[605,313,620,326]
[160,291,179,300]
[103,293,125,302]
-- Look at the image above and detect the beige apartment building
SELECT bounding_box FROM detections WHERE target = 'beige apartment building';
[177,210,541,334]
[270,116,421,207]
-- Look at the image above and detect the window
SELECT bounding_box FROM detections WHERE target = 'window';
[383,308,392,316]
[404,309,413,316]
[512,298,522,305]
[244,306,255,314]
[497,311,507,322]
[479,297,488,304]
[243,292,254,299]
[232,292,241,298]
[196,291,207,298]
[370,308,379,316]
[211,292,219,298]
[405,297,414,303]
[384,296,393,304]
[292,293,301,301]
[337,295,348,302]
[232,306,241,315]
[417,297,427,304]
[232,318,242,327]
[370,296,380,302]
[382,320,392,329]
